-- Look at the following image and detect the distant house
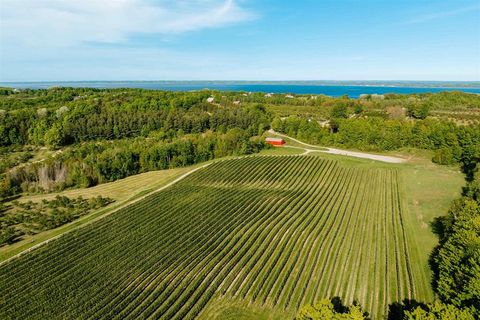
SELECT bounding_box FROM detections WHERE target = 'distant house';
[207,97,214,103]
[265,137,286,146]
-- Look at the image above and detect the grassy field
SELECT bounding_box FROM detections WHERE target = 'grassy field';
[0,153,461,319]
[0,165,198,262]
[18,166,197,203]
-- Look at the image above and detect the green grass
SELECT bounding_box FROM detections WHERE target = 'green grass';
[0,154,455,319]
[0,165,200,262]
[197,294,294,320]
[399,160,464,296]
[18,165,197,203]
[258,146,305,155]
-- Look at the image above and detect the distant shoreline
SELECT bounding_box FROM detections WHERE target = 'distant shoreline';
[1,80,480,88]
[1,81,480,98]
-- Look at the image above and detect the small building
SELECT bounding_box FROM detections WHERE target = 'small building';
[266,137,286,146]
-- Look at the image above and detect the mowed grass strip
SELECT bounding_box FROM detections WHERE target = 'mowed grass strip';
[0,155,430,319]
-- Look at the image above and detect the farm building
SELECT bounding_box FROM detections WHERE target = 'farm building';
[265,137,286,146]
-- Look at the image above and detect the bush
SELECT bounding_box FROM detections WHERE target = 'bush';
[432,148,456,165]
[330,104,349,119]
[296,299,368,320]
[0,226,16,246]
[405,301,475,320]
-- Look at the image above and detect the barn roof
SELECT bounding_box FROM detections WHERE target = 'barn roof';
[265,137,284,142]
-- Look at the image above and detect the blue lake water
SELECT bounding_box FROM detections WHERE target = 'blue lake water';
[1,81,480,98]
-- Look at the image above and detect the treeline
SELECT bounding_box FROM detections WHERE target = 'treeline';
[296,298,476,319]
[212,89,480,111]
[0,88,270,147]
[272,116,480,166]
[429,167,480,315]
[0,129,266,198]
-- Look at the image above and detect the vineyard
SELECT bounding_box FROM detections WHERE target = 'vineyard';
[0,155,431,319]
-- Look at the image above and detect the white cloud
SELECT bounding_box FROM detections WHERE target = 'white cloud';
[0,0,256,47]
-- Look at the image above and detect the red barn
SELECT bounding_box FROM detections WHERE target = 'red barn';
[266,137,286,146]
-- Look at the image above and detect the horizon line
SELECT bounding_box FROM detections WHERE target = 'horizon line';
[1,79,480,83]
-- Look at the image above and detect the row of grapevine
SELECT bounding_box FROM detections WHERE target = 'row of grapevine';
[0,155,424,319]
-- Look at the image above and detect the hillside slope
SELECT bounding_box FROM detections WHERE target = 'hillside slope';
[0,155,433,319]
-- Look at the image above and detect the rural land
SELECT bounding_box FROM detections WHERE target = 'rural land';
[0,88,478,319]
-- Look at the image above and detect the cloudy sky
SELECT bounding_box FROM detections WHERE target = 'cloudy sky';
[0,0,479,81]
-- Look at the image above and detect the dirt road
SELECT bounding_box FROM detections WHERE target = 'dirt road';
[268,129,406,163]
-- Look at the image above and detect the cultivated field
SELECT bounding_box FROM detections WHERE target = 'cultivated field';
[0,155,431,319]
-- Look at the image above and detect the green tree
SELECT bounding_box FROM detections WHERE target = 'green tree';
[330,103,349,119]
[296,299,368,320]
[404,302,475,320]
[0,226,16,246]
[0,124,8,146]
[464,169,480,201]
[433,198,480,309]
[407,102,431,119]
[432,148,455,165]
[44,124,63,148]
[271,117,284,132]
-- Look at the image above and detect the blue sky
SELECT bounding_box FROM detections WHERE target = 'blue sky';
[1,0,479,81]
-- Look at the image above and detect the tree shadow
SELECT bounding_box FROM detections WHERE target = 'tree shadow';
[429,215,448,239]
[1,194,21,203]
[330,296,370,319]
[387,299,427,320]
